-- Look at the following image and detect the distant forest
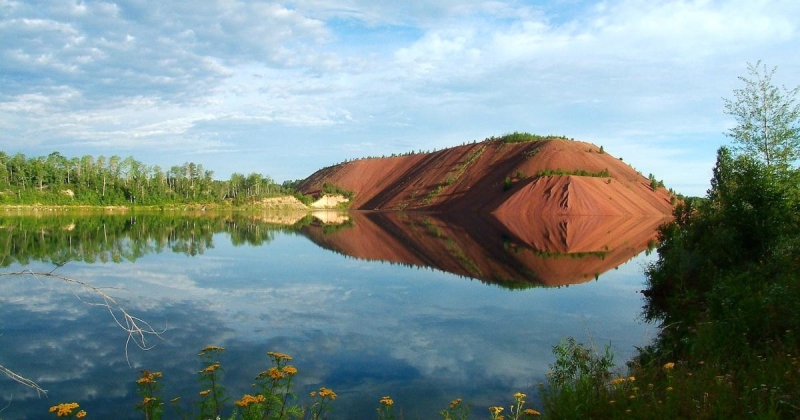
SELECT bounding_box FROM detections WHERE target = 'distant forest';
[0,151,299,206]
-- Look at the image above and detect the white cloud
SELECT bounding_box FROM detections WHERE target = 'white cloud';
[0,0,799,195]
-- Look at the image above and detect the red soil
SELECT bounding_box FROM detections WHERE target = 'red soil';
[297,138,674,216]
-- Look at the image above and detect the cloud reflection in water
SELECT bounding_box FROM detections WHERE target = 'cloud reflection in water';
[0,213,656,418]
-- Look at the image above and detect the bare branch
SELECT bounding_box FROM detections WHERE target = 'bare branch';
[0,364,46,396]
[0,270,165,395]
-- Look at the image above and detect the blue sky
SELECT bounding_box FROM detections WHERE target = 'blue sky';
[1,0,798,197]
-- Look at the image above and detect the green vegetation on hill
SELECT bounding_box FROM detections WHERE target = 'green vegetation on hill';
[492,131,570,144]
[321,182,355,200]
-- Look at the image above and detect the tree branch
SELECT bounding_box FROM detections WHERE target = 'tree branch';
[1,269,165,395]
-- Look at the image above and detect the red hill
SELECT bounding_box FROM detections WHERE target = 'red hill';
[298,136,674,216]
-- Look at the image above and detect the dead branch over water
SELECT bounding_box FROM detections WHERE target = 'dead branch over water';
[0,269,164,396]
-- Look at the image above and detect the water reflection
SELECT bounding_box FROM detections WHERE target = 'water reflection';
[301,211,666,287]
[0,210,665,288]
[0,210,661,418]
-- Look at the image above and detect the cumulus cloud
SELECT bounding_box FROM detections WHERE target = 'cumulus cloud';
[1,0,799,195]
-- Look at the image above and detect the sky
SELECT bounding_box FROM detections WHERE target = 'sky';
[1,0,799,197]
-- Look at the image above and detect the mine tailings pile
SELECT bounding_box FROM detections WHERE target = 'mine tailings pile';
[297,137,675,217]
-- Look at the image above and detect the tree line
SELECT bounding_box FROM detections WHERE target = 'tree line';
[0,152,294,205]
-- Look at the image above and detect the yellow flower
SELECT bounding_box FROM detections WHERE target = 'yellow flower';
[489,406,504,415]
[267,367,285,380]
[235,394,266,407]
[610,377,626,386]
[310,391,317,398]
[628,376,636,382]
[282,365,298,376]
[663,362,675,371]
[380,396,394,406]
[49,402,80,417]
[450,398,462,409]
[200,362,221,374]
[319,387,337,400]
[136,370,162,384]
[267,351,293,361]
[199,389,212,397]
[76,410,87,419]
[141,397,156,406]
[523,408,542,416]
[199,346,225,355]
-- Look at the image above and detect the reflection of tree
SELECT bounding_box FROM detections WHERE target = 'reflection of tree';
[0,212,311,396]
[0,213,305,267]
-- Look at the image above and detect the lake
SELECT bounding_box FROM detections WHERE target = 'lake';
[0,209,664,418]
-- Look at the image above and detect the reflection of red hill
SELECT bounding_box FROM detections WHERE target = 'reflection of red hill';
[302,212,667,288]
[298,139,674,216]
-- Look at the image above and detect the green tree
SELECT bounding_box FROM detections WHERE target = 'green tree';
[723,60,800,168]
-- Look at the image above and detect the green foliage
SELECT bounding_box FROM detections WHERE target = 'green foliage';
[0,151,288,206]
[540,338,616,418]
[135,370,164,420]
[197,346,228,418]
[492,132,569,144]
[446,145,487,186]
[647,173,664,191]
[723,61,800,168]
[321,182,354,200]
[535,168,610,178]
[503,176,513,191]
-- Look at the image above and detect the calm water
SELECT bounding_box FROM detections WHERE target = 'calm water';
[0,210,660,418]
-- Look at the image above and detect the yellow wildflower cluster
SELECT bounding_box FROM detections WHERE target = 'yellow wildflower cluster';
[663,362,675,371]
[136,370,163,384]
[235,394,267,407]
[489,406,504,415]
[282,365,298,376]
[75,410,87,419]
[141,397,157,406]
[318,387,337,400]
[267,367,285,380]
[199,362,221,374]
[450,398,462,409]
[380,396,394,406]
[514,392,526,400]
[523,408,542,416]
[199,346,225,356]
[610,377,627,386]
[49,402,80,417]
[199,389,212,397]
[267,351,293,361]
